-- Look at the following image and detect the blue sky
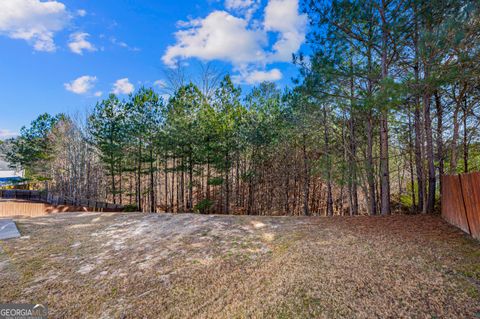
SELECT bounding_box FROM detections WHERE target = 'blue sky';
[0,0,308,138]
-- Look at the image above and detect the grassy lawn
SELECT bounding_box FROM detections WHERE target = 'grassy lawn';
[0,212,479,318]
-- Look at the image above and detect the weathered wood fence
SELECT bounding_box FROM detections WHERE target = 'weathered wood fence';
[0,190,123,212]
[0,200,84,218]
[442,172,480,240]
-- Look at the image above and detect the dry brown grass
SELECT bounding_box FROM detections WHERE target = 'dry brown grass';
[0,212,479,318]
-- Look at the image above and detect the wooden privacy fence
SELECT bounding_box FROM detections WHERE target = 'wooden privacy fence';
[0,190,124,213]
[0,200,89,218]
[442,172,480,240]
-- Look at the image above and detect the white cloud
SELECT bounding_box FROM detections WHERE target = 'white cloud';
[232,68,282,84]
[225,0,259,20]
[225,0,253,10]
[64,75,97,94]
[0,0,70,52]
[110,37,140,52]
[163,11,267,68]
[68,32,96,55]
[162,0,306,83]
[94,91,102,97]
[76,9,86,17]
[0,129,19,140]
[264,0,307,61]
[112,78,134,95]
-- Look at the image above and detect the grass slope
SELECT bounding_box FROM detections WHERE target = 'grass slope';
[0,212,479,318]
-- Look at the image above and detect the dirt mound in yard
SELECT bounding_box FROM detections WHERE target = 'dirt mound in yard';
[0,212,479,318]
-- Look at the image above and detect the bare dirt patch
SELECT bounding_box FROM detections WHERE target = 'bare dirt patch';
[0,212,479,318]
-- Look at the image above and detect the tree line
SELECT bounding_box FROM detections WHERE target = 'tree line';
[2,0,479,215]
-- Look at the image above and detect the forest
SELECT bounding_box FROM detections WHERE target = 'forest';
[2,0,480,216]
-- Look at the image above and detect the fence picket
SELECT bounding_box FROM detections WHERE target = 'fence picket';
[442,172,480,240]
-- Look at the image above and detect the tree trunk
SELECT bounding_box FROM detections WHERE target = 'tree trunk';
[349,68,358,215]
[365,35,376,216]
[110,160,116,204]
[164,157,168,212]
[450,101,461,173]
[171,156,175,212]
[407,107,416,212]
[188,152,193,211]
[137,144,142,212]
[302,133,310,216]
[423,35,436,214]
[435,92,444,197]
[149,148,155,213]
[324,106,333,216]
[180,156,185,213]
[225,152,230,214]
[118,163,123,205]
[379,0,390,215]
[236,151,240,207]
[366,115,376,215]
[424,94,436,213]
[463,99,469,173]
[379,112,390,215]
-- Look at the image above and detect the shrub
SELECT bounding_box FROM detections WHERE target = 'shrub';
[194,199,214,214]
[123,204,139,212]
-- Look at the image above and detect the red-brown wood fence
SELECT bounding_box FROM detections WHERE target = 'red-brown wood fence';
[442,172,480,240]
[0,190,123,217]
